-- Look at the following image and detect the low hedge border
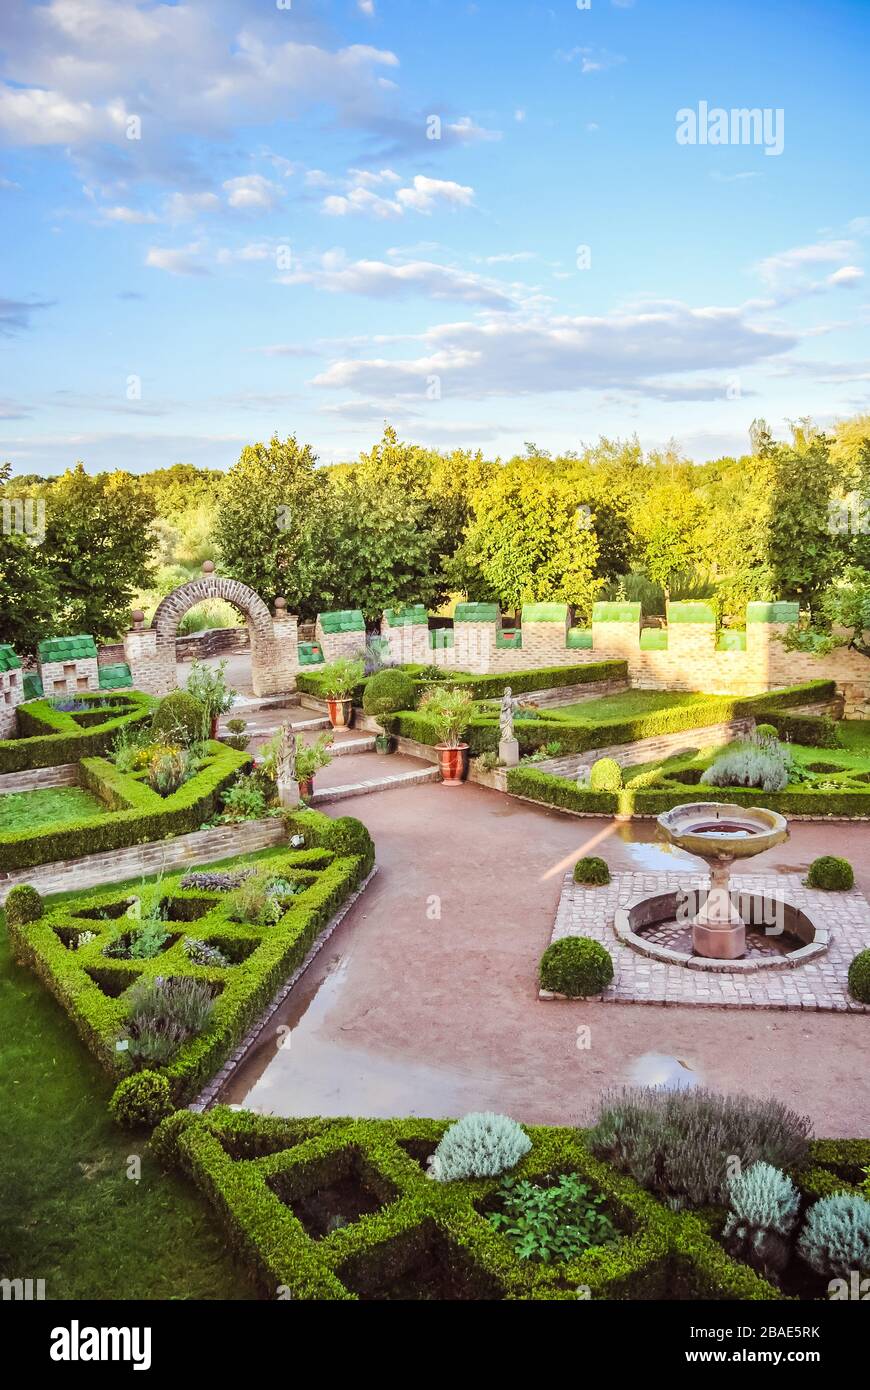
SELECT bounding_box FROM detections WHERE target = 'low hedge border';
[297,660,628,708]
[506,766,870,820]
[392,679,837,759]
[0,691,154,773]
[6,811,375,1104]
[0,741,251,870]
[152,1108,782,1301]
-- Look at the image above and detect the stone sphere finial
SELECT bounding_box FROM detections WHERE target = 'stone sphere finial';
[131,609,145,630]
[274,596,287,612]
[202,560,215,574]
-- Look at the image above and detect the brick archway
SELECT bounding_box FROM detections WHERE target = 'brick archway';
[149,576,292,698]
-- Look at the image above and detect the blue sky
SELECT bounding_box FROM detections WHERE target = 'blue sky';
[1,0,868,475]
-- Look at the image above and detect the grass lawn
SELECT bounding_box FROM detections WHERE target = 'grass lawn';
[544,689,712,725]
[0,786,105,834]
[626,723,870,786]
[0,904,253,1300]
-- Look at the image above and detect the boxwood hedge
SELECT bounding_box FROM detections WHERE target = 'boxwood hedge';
[6,810,374,1104]
[151,1107,783,1301]
[0,690,154,773]
[0,741,251,870]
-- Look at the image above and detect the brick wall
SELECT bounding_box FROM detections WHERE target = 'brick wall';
[0,763,78,793]
[535,718,756,779]
[39,656,100,695]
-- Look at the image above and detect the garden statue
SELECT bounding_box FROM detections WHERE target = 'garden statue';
[498,686,521,768]
[274,723,300,809]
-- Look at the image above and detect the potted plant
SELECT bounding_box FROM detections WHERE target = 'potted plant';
[362,669,417,754]
[185,658,236,739]
[319,657,365,729]
[294,731,334,798]
[419,685,475,785]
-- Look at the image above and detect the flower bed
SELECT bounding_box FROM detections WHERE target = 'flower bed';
[7,810,374,1104]
[151,1107,784,1301]
[0,691,153,774]
[0,741,250,870]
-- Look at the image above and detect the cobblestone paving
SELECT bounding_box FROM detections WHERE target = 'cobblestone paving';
[548,870,870,1011]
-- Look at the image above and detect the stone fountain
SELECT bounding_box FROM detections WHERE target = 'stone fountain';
[657,802,789,960]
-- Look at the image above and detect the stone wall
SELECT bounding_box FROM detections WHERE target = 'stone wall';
[533,718,756,780]
[0,666,24,739]
[175,626,250,662]
[39,656,100,696]
[0,816,287,903]
[0,763,78,793]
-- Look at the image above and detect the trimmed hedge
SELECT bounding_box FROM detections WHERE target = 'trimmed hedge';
[0,691,154,773]
[848,949,870,1003]
[806,856,854,890]
[0,741,251,870]
[7,810,374,1105]
[151,1107,783,1301]
[539,936,614,996]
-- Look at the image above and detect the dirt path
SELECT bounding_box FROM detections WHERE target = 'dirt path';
[222,774,870,1136]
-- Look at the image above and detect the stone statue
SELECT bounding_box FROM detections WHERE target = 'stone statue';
[498,687,521,767]
[500,686,518,742]
[274,724,300,808]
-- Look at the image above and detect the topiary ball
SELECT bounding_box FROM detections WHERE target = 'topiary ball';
[848,949,870,1004]
[151,690,207,746]
[589,757,622,793]
[109,1071,175,1129]
[755,723,779,740]
[806,856,854,891]
[573,856,611,886]
[4,884,44,927]
[362,669,417,723]
[540,936,614,997]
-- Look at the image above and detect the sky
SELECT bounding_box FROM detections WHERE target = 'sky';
[0,0,869,476]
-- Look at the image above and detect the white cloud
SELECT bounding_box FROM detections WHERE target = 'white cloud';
[560,47,626,75]
[279,252,520,307]
[827,265,864,288]
[223,174,283,211]
[357,0,376,14]
[757,239,858,287]
[514,109,526,123]
[445,116,501,143]
[164,191,222,221]
[103,205,158,224]
[323,172,474,218]
[145,243,209,276]
[312,300,798,400]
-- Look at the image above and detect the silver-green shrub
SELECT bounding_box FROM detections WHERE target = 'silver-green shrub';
[701,738,791,793]
[429,1112,531,1182]
[798,1193,870,1278]
[588,1088,811,1207]
[723,1162,800,1280]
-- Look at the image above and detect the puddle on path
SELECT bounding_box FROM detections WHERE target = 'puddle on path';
[627,1051,701,1090]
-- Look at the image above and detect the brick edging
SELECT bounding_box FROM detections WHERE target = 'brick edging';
[189,864,379,1111]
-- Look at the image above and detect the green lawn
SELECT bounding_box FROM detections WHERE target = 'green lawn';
[0,786,105,833]
[544,689,712,725]
[0,910,253,1300]
[626,722,870,786]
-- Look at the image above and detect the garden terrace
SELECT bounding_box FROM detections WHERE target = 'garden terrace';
[8,811,374,1104]
[0,691,153,774]
[154,1106,788,1301]
[0,739,249,871]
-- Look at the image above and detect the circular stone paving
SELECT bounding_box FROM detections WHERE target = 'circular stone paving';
[635,915,794,961]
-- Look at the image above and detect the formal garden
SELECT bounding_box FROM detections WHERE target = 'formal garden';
[2,582,870,1306]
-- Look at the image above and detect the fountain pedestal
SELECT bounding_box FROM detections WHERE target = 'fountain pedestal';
[690,858,746,959]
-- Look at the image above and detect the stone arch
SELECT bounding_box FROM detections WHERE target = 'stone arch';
[139,573,296,698]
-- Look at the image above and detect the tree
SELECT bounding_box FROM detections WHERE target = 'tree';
[782,566,870,661]
[632,469,708,601]
[0,531,58,652]
[324,429,453,617]
[40,465,158,639]
[214,435,329,614]
[461,456,601,615]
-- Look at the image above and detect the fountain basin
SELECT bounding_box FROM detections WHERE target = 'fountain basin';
[656,802,788,859]
[614,889,827,972]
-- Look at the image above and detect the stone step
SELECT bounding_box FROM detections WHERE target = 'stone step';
[330,736,376,756]
[310,765,440,804]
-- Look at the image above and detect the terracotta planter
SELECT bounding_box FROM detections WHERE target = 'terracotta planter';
[298,776,314,799]
[437,743,469,785]
[326,696,353,729]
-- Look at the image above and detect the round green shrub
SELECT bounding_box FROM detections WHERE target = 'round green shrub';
[362,669,417,724]
[109,1071,175,1129]
[151,690,207,746]
[848,949,870,1003]
[589,757,622,793]
[806,856,854,891]
[539,936,614,997]
[4,884,44,926]
[755,723,779,740]
[573,856,611,886]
